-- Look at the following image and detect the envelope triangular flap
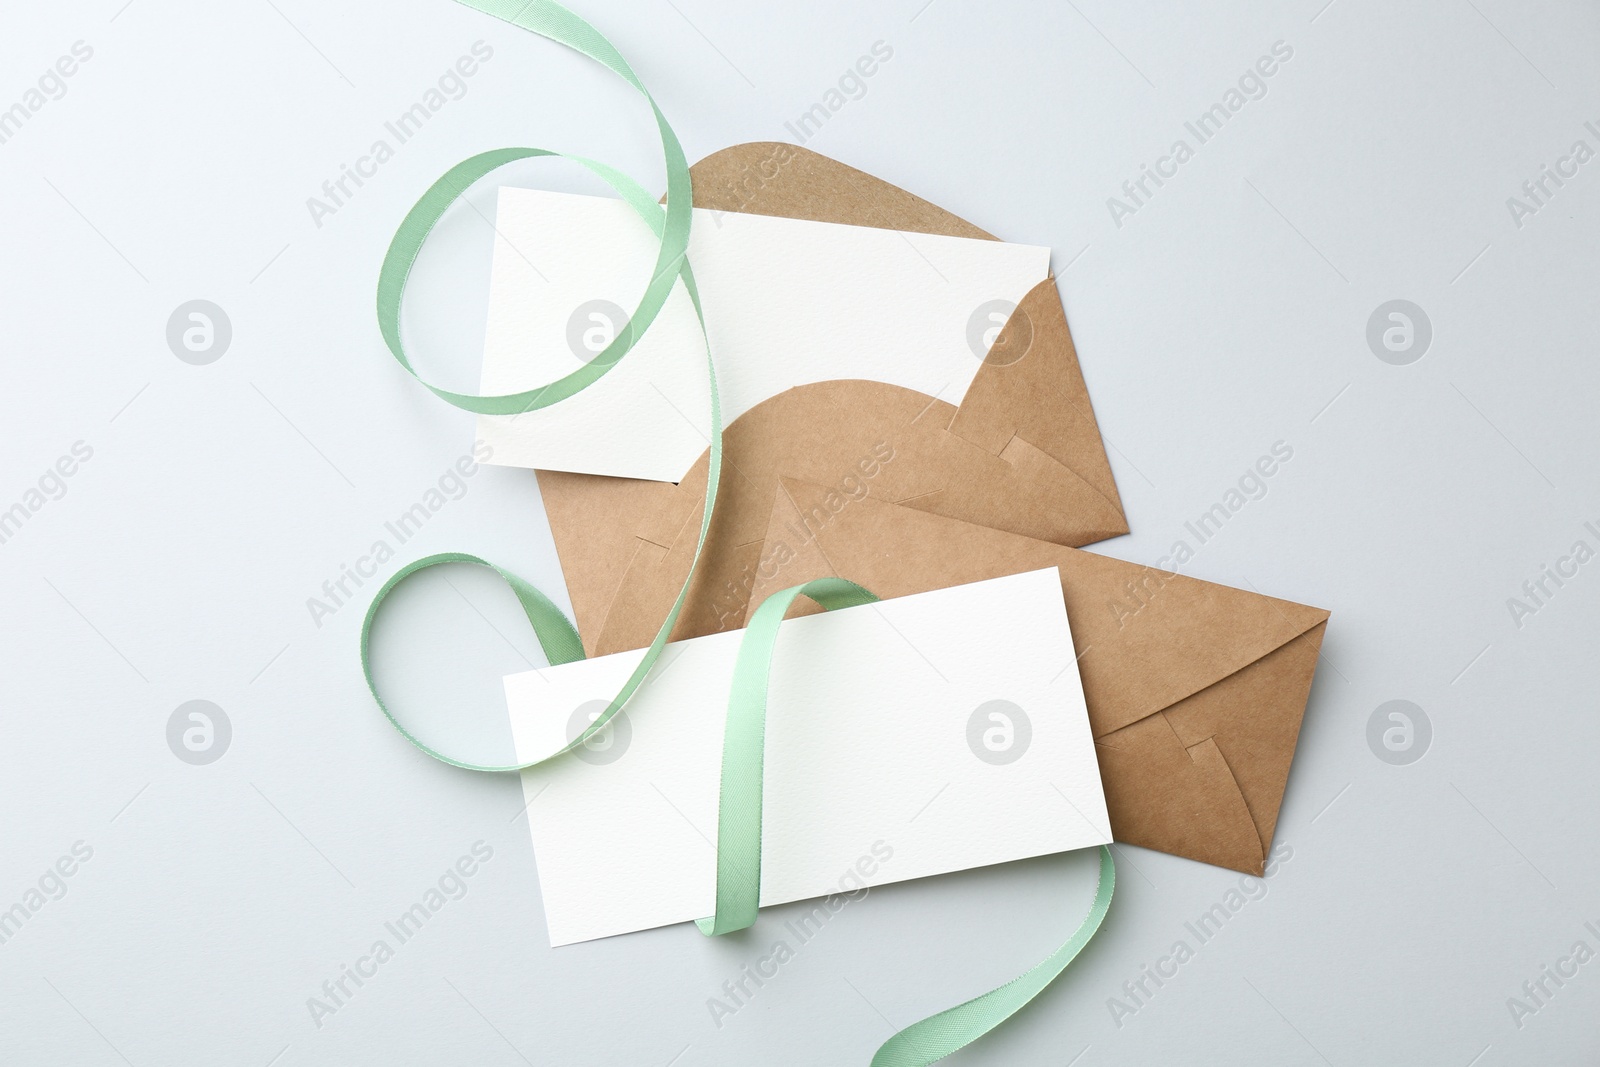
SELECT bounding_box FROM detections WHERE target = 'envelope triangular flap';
[948,277,1124,518]
[1153,621,1327,855]
[1094,723,1266,873]
[1096,623,1326,875]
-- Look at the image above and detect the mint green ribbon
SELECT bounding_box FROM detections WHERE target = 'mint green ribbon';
[696,577,881,936]
[699,579,1115,1064]
[362,0,719,771]
[361,1,1115,1061]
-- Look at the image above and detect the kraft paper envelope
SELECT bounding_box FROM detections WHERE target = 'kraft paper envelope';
[747,478,1329,877]
[506,569,1110,945]
[535,143,1128,654]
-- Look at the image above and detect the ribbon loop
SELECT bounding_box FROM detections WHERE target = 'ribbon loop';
[364,0,722,772]
[375,147,679,415]
[360,553,584,771]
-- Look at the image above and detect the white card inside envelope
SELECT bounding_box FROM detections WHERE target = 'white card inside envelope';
[506,569,1110,946]
[477,188,1051,482]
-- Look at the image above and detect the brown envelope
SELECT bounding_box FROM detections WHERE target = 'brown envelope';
[747,478,1329,877]
[538,142,1127,654]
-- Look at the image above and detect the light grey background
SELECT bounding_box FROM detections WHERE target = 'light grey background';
[2,0,1596,1063]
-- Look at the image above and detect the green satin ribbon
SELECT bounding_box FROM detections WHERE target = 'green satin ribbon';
[704,580,1116,1064]
[696,577,881,936]
[362,0,720,772]
[361,1,1115,1061]
[867,846,1114,1066]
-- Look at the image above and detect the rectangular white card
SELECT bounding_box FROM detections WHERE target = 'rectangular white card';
[506,569,1110,946]
[476,188,1051,482]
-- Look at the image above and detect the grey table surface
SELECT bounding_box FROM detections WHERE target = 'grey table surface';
[2,0,1597,1063]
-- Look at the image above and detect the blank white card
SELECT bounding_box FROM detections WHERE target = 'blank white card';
[506,569,1110,946]
[477,188,1051,482]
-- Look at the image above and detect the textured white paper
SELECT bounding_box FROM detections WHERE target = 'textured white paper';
[476,188,1051,482]
[506,569,1109,946]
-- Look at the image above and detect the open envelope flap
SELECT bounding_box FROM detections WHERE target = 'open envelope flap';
[535,144,1127,655]
[687,141,998,239]
[748,478,1331,875]
[946,281,1124,515]
[586,376,1129,657]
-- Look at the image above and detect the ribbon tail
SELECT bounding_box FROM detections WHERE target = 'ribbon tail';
[871,845,1116,1067]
